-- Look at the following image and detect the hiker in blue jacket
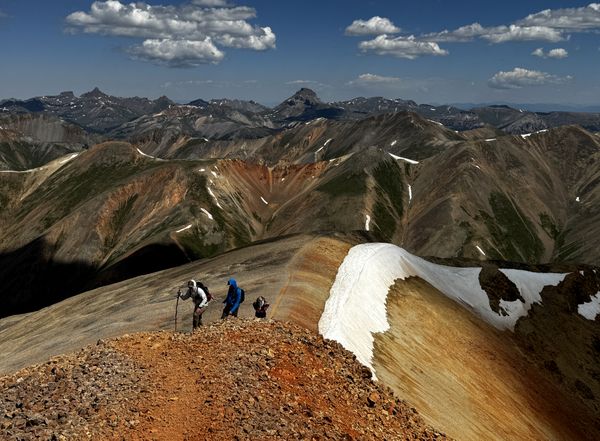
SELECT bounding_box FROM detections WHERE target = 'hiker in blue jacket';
[221,278,243,319]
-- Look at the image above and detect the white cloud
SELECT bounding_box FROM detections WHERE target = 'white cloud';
[420,3,600,45]
[345,16,400,36]
[129,38,225,67]
[425,23,564,44]
[488,67,572,89]
[346,4,600,61]
[348,73,403,85]
[547,48,569,58]
[192,0,230,6]
[517,3,600,31]
[216,26,275,50]
[532,47,545,57]
[285,79,330,90]
[359,35,448,59]
[532,47,568,58]
[481,25,564,43]
[66,0,275,67]
[286,80,316,85]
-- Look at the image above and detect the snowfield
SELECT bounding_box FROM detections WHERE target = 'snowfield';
[59,153,80,164]
[175,224,192,233]
[136,148,159,160]
[200,208,213,220]
[388,152,419,164]
[319,243,568,376]
[578,293,600,320]
[207,187,222,209]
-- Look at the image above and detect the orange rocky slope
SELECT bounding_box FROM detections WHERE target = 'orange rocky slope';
[0,319,448,440]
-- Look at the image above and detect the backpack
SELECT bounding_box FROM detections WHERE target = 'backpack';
[197,281,213,302]
[239,288,245,303]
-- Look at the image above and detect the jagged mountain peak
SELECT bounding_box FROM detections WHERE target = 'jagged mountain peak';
[295,87,320,102]
[81,87,108,99]
[283,88,322,106]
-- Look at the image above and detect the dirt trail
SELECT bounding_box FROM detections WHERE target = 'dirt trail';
[112,320,448,440]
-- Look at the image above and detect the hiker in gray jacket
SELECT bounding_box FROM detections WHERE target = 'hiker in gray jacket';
[178,280,209,329]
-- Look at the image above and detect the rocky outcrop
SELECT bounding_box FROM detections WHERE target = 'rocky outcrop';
[0,320,449,440]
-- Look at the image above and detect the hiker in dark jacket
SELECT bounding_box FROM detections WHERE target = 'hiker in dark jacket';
[179,280,209,329]
[252,296,269,319]
[221,278,242,319]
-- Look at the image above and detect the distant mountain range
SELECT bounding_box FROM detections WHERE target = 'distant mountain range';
[2,88,600,143]
[451,102,600,113]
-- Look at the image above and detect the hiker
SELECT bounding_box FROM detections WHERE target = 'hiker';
[178,280,209,329]
[252,296,269,319]
[221,278,243,319]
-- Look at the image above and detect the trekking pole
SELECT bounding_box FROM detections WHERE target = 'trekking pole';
[174,290,181,332]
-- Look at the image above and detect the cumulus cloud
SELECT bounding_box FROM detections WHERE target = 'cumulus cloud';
[129,38,225,67]
[66,0,275,67]
[425,23,564,43]
[517,3,600,31]
[532,48,545,57]
[347,4,600,60]
[345,16,400,36]
[532,47,568,58]
[425,3,600,44]
[548,48,569,58]
[359,35,448,59]
[488,67,572,89]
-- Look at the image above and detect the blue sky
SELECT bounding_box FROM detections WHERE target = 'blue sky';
[0,1,598,106]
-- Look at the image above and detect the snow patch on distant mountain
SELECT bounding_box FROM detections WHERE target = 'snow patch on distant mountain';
[207,187,222,209]
[388,153,419,164]
[200,208,213,220]
[175,224,192,233]
[319,243,569,376]
[59,153,80,164]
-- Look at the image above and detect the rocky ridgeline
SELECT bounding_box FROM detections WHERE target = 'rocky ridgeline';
[0,343,149,440]
[0,320,448,440]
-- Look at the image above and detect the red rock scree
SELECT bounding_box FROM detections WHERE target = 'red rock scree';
[0,319,449,440]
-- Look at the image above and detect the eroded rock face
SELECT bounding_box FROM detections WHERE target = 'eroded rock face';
[0,320,448,440]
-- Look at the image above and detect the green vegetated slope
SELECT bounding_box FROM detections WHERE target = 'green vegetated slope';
[0,143,255,317]
[403,125,600,265]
